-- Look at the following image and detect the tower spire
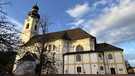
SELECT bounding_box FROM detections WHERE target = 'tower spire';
[20,4,40,44]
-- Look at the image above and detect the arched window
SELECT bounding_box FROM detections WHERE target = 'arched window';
[76,45,83,52]
[47,44,56,52]
[76,54,81,62]
[52,44,56,51]
[26,23,29,29]
[35,25,37,31]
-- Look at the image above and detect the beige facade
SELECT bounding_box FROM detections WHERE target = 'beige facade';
[63,46,127,74]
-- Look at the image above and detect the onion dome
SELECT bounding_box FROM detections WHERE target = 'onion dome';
[28,5,40,19]
[32,5,39,11]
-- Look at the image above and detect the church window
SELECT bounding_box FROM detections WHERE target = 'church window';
[77,67,81,73]
[119,68,123,71]
[100,66,104,70]
[52,44,56,51]
[76,45,83,52]
[108,54,113,59]
[98,53,101,57]
[98,53,102,60]
[26,23,29,29]
[47,44,56,51]
[76,54,81,62]
[35,25,37,31]
[48,45,52,51]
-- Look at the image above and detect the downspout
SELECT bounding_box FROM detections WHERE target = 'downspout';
[63,54,65,74]
[101,51,107,74]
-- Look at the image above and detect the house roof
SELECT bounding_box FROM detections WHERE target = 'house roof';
[63,50,102,55]
[19,52,37,61]
[24,28,95,46]
[96,43,123,52]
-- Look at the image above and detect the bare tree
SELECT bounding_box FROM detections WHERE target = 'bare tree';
[0,1,19,52]
[0,0,20,75]
[37,15,54,76]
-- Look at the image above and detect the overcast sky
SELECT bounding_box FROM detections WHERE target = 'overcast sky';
[2,0,135,66]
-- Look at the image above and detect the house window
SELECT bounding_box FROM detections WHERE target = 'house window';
[98,53,102,60]
[100,66,104,70]
[76,54,81,62]
[77,67,81,73]
[98,53,102,57]
[119,68,123,71]
[26,23,29,29]
[35,25,37,31]
[76,45,83,52]
[108,54,113,59]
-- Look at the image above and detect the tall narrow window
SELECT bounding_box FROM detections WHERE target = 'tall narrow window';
[100,66,104,70]
[76,54,81,62]
[26,23,29,29]
[35,25,37,31]
[47,45,52,51]
[98,53,102,60]
[76,45,83,52]
[77,67,81,73]
[52,44,56,51]
[108,54,113,59]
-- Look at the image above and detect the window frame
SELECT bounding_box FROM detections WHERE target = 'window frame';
[77,67,81,73]
[100,66,104,70]
[76,54,81,62]
[76,45,83,52]
[108,54,113,59]
[26,23,29,29]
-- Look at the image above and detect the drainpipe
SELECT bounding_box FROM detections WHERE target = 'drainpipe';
[102,51,107,74]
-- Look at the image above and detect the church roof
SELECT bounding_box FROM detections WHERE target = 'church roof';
[96,43,123,52]
[24,28,95,46]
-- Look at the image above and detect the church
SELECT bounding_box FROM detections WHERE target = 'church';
[13,5,127,75]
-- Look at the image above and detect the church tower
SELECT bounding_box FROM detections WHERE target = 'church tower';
[20,4,40,44]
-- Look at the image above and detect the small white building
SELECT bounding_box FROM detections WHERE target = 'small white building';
[63,43,127,74]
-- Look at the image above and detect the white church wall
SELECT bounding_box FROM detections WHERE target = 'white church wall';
[71,38,90,52]
[84,64,90,74]
[64,65,68,74]
[114,52,122,63]
[91,64,98,74]
[117,64,125,74]
[83,54,89,63]
[69,55,74,64]
[69,65,74,74]
[105,65,109,74]
[85,42,90,51]
[90,53,97,62]
[64,55,68,64]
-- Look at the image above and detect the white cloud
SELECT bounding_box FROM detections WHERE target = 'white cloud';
[66,0,135,67]
[93,0,108,8]
[83,0,135,44]
[66,2,90,19]
[68,19,85,29]
[7,16,23,30]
